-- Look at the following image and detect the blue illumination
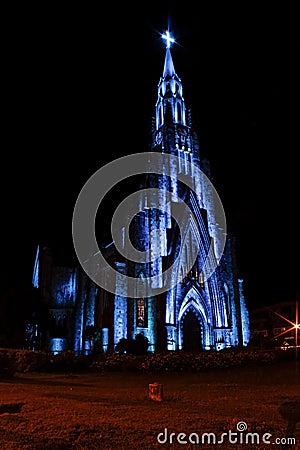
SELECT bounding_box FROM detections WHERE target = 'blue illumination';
[49,338,67,355]
[34,34,250,355]
[102,328,109,352]
[239,279,251,346]
[32,245,39,288]
[162,30,175,48]
[51,269,77,306]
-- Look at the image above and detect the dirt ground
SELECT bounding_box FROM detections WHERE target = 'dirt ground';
[0,361,299,449]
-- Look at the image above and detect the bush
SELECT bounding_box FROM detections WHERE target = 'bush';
[14,349,49,372]
[0,349,16,377]
[90,354,139,372]
[48,351,92,372]
[0,346,282,375]
[115,333,149,355]
[140,348,279,373]
[0,348,94,375]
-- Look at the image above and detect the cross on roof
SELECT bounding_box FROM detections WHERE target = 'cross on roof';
[162,30,175,48]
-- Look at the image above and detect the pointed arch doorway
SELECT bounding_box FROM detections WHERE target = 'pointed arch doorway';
[182,309,202,352]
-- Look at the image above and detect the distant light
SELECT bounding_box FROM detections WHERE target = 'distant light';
[162,30,175,48]
[270,300,299,348]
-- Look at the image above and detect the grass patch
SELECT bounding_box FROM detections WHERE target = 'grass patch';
[0,360,299,448]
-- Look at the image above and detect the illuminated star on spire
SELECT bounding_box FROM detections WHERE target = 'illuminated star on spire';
[162,30,175,48]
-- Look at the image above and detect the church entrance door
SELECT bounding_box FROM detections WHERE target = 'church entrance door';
[182,310,202,352]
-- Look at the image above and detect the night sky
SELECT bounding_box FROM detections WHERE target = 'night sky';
[2,3,299,311]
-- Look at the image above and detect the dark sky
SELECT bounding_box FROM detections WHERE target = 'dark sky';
[2,3,299,310]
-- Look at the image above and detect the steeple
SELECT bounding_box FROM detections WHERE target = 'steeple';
[163,48,176,78]
[155,30,186,130]
[152,29,201,175]
[162,31,176,77]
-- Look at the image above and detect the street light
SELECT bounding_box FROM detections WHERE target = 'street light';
[269,299,299,349]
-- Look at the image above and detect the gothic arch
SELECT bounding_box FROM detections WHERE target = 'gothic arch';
[175,213,201,285]
[223,282,231,326]
[178,286,212,350]
[181,309,202,351]
[177,102,182,122]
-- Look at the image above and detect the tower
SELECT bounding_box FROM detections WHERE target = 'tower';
[111,30,250,351]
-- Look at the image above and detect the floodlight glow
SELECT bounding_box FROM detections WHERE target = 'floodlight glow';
[162,30,175,48]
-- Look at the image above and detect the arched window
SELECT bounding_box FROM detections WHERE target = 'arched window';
[222,283,231,327]
[137,298,146,327]
[164,101,173,123]
[157,105,163,128]
[177,103,182,122]
[199,271,204,289]
[136,273,148,328]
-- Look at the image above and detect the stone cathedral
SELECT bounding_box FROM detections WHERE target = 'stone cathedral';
[31,33,250,355]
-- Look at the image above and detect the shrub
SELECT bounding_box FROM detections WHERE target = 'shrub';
[0,349,16,377]
[115,333,149,355]
[14,349,49,372]
[90,354,139,372]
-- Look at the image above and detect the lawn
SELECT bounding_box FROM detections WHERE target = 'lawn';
[0,361,299,449]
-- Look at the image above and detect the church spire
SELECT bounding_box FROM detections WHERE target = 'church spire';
[162,30,176,77]
[155,29,186,130]
[153,29,201,169]
[163,47,176,78]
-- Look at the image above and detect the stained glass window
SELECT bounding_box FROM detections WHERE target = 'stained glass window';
[137,298,147,328]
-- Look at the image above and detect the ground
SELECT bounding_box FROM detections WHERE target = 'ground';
[0,361,299,449]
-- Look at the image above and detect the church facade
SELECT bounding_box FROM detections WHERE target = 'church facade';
[31,34,250,355]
